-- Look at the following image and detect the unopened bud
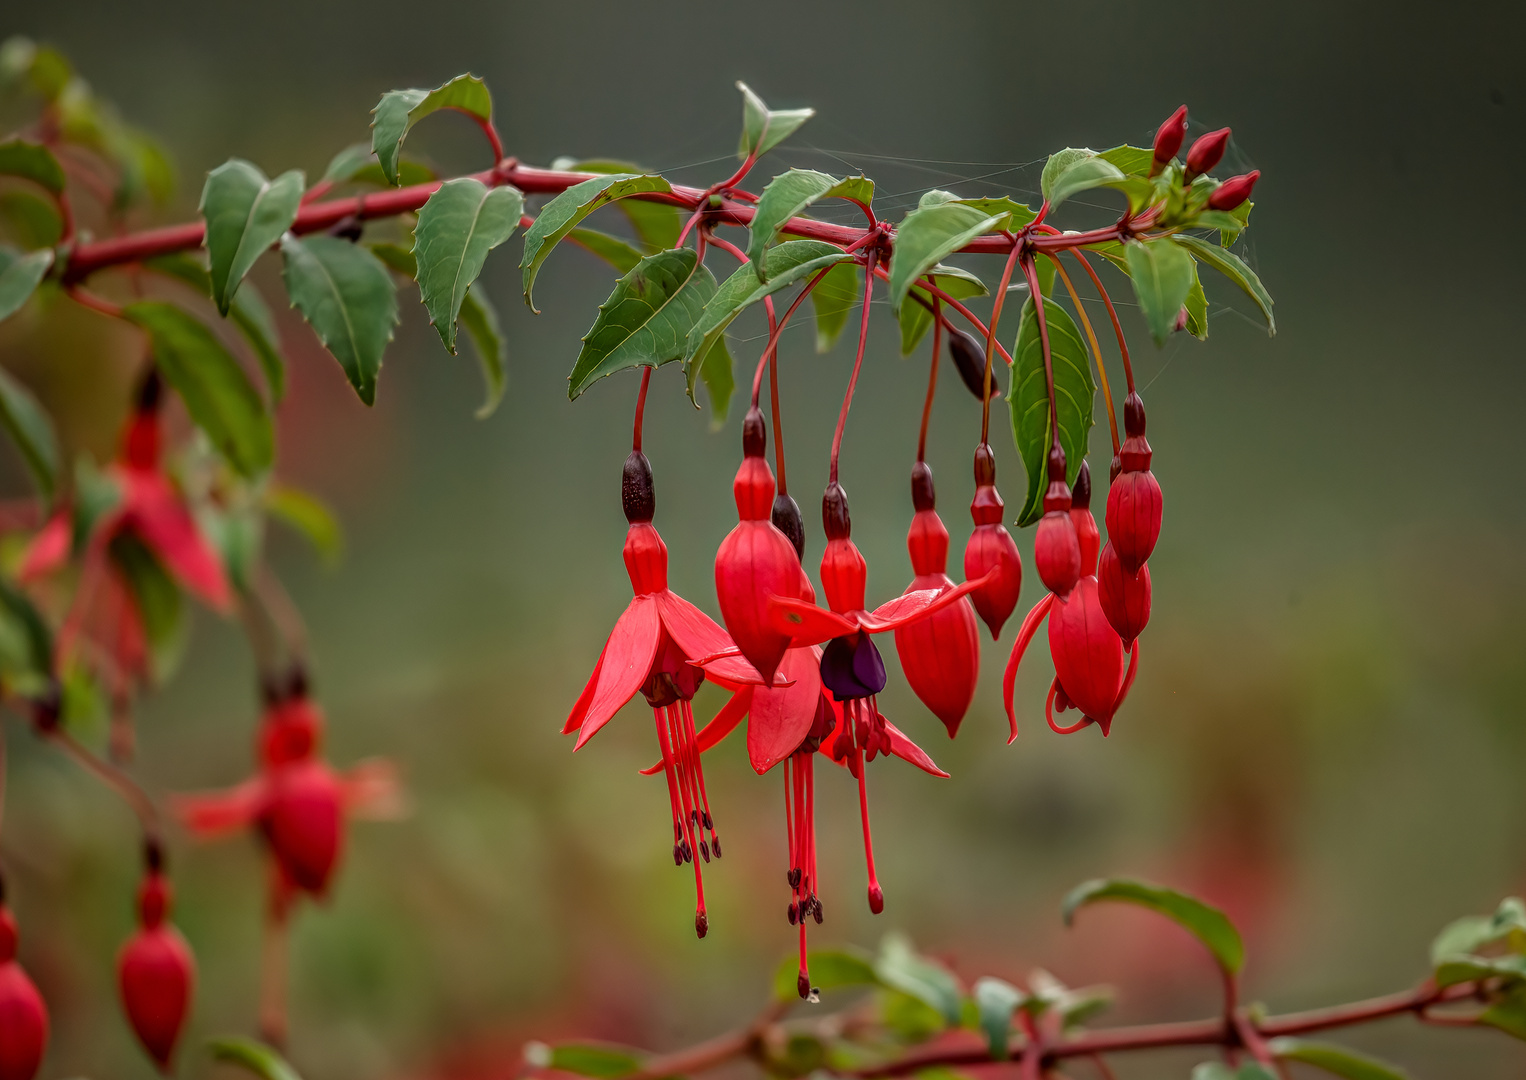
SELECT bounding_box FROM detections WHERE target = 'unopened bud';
[1207,170,1259,211]
[947,327,996,400]
[1185,127,1231,178]
[1152,105,1187,173]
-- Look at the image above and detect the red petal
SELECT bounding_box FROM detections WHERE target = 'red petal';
[882,715,949,777]
[171,778,267,838]
[1002,594,1054,744]
[18,512,71,580]
[695,646,792,689]
[121,470,231,612]
[572,596,661,750]
[859,569,995,633]
[655,591,733,666]
[563,644,609,734]
[341,757,405,819]
[767,596,856,647]
[747,648,822,775]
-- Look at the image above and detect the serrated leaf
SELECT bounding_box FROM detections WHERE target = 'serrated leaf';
[264,482,343,565]
[899,264,988,356]
[124,301,274,477]
[569,248,715,399]
[520,173,673,312]
[876,934,964,1025]
[1047,155,1127,210]
[0,139,64,194]
[1268,1037,1411,1080]
[210,1036,305,1080]
[748,169,873,274]
[1062,877,1244,976]
[412,178,523,353]
[972,977,1024,1060]
[1040,149,1094,201]
[810,260,859,353]
[1009,296,1095,526]
[772,947,880,1001]
[144,253,286,402]
[1126,238,1196,347]
[1183,260,1208,341]
[955,197,1036,231]
[1097,144,1154,177]
[888,201,1001,313]
[0,246,52,322]
[567,228,644,274]
[0,190,62,249]
[551,159,682,253]
[459,286,506,418]
[280,235,398,405]
[737,81,814,159]
[1171,234,1274,335]
[200,160,304,314]
[684,240,851,400]
[109,532,184,682]
[0,364,57,502]
[372,74,492,187]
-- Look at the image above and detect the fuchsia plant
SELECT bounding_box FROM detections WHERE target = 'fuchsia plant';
[0,37,1518,1080]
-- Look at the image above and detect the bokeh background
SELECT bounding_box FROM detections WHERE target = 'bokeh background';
[1,1,1524,1076]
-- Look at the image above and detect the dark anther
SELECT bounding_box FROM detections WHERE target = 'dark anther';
[772,494,806,560]
[910,461,936,512]
[143,836,164,872]
[742,408,768,458]
[812,900,823,925]
[947,327,997,401]
[695,912,709,939]
[286,662,309,701]
[787,868,802,889]
[788,903,799,925]
[622,450,656,524]
[821,482,851,541]
[699,839,711,863]
[1072,460,1092,510]
[702,811,713,830]
[711,836,722,859]
[973,442,997,486]
[673,844,685,867]
[681,841,693,864]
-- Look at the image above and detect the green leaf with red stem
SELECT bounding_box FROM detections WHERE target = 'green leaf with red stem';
[0,190,62,248]
[1062,877,1245,977]
[412,178,523,353]
[876,933,964,1025]
[145,253,287,403]
[459,286,507,419]
[1171,234,1275,335]
[771,947,879,1001]
[520,173,674,313]
[737,82,815,159]
[280,235,399,406]
[954,197,1036,232]
[264,482,343,566]
[810,260,860,353]
[971,977,1025,1059]
[210,1036,305,1080]
[747,169,874,275]
[551,159,683,254]
[0,139,65,194]
[371,74,493,187]
[1097,144,1153,177]
[523,1040,646,1079]
[1126,237,1197,347]
[899,264,988,356]
[568,229,644,274]
[1267,1037,1412,1079]
[0,362,57,503]
[570,247,716,400]
[1046,154,1127,211]
[1009,295,1095,526]
[322,142,436,189]
[109,531,185,682]
[200,159,305,315]
[124,301,274,477]
[887,200,1001,314]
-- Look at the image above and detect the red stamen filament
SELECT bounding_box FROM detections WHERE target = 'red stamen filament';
[1054,260,1120,454]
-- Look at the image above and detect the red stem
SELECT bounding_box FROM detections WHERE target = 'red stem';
[750,268,832,408]
[981,239,1024,444]
[1070,250,1135,393]
[829,252,877,484]
[872,266,1015,369]
[633,366,652,452]
[917,299,942,463]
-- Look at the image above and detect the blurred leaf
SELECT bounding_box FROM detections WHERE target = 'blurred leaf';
[0,38,72,101]
[1434,953,1526,989]
[206,501,262,592]
[697,331,733,430]
[568,229,644,274]
[1047,155,1127,210]
[367,241,416,278]
[124,301,274,477]
[1192,1066,1278,1080]
[1184,260,1209,340]
[0,246,53,322]
[747,169,873,272]
[1481,983,1526,1041]
[322,143,377,185]
[876,934,964,1025]
[899,264,988,356]
[280,234,398,405]
[887,200,1000,313]
[1171,234,1274,335]
[72,457,122,554]
[0,364,57,501]
[459,286,506,418]
[524,1041,644,1079]
[1009,296,1094,526]
[736,81,814,159]
[0,140,64,194]
[1267,1037,1411,1079]
[0,576,54,691]
[200,159,305,314]
[1062,877,1245,976]
[115,127,176,207]
[1097,144,1153,177]
[955,196,1036,231]
[412,178,523,353]
[109,532,185,682]
[144,254,286,402]
[551,159,682,253]
[0,191,62,249]
[322,144,438,190]
[520,173,673,312]
[772,947,879,1001]
[264,483,343,565]
[768,1033,827,1078]
[810,260,860,353]
[1057,984,1112,1029]
[210,1036,305,1080]
[879,988,947,1042]
[972,977,1024,1060]
[372,74,493,186]
[569,248,715,400]
[1126,238,1196,347]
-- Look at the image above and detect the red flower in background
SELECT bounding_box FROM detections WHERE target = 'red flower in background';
[0,904,47,1080]
[117,847,195,1072]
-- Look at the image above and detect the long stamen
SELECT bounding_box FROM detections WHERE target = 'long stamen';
[805,753,820,921]
[667,705,708,937]
[668,706,702,863]
[784,757,797,909]
[849,702,884,915]
[653,708,685,863]
[680,700,720,856]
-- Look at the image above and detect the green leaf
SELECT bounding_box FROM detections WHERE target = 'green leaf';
[550,159,682,253]
[1183,260,1209,341]
[1191,1066,1277,1080]
[199,159,305,314]
[880,989,947,1042]
[0,576,53,693]
[1040,149,1094,201]
[876,934,964,1025]
[1434,954,1526,989]
[1097,144,1154,178]
[1047,155,1127,210]
[955,197,1036,231]
[0,246,53,322]
[1084,241,1131,275]
[144,253,285,402]
[209,1036,304,1080]
[747,169,873,273]
[0,191,63,249]
[0,140,64,194]
[684,240,851,401]
[737,81,815,159]
[697,331,734,430]
[1062,877,1245,977]
[1126,238,1197,347]
[1481,983,1526,1041]
[322,143,376,185]
[109,532,185,681]
[972,977,1025,1060]
[264,482,343,565]
[520,173,673,312]
[569,248,716,400]
[280,235,398,405]
[412,178,523,353]
[367,241,416,277]
[523,1041,644,1079]
[899,264,988,356]
[1171,234,1275,335]
[1009,296,1095,526]
[1268,1037,1412,1080]
[322,144,440,189]
[772,947,880,1001]
[459,286,506,419]
[887,201,1001,313]
[123,302,274,477]
[810,260,860,353]
[0,365,57,502]
[371,74,493,187]
[1431,897,1526,975]
[567,228,644,274]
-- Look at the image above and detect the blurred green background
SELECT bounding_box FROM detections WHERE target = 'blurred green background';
[1,1,1524,1076]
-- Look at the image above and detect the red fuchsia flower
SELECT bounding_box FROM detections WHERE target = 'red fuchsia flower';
[564,451,772,938]
[0,903,47,1080]
[174,677,399,912]
[118,847,194,1071]
[963,444,1023,638]
[895,463,980,737]
[1208,170,1260,210]
[1185,127,1231,179]
[1097,541,1151,647]
[715,410,806,684]
[1152,105,1188,175]
[1105,392,1163,575]
[1034,446,1082,599]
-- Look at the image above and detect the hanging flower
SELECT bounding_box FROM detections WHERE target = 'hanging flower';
[118,850,194,1071]
[0,904,47,1080]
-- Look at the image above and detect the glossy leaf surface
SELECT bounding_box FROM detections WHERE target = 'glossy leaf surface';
[281,234,398,405]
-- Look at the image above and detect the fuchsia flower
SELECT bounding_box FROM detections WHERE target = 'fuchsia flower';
[1185,127,1232,179]
[1208,170,1259,211]
[0,904,46,1080]
[117,849,194,1071]
[1106,392,1163,574]
[963,444,1023,638]
[1033,446,1082,599]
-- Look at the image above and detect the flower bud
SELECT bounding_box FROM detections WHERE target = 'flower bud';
[1106,392,1163,574]
[1185,127,1231,178]
[1035,446,1081,598]
[0,908,48,1080]
[946,327,996,400]
[1048,577,1127,734]
[1097,542,1151,646]
[963,446,1022,637]
[1152,105,1187,173]
[1207,170,1259,211]
[119,871,195,1070]
[262,759,345,894]
[1069,461,1100,576]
